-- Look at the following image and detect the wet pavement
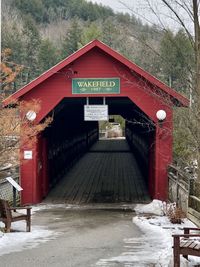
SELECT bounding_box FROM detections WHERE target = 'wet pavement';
[0,204,143,267]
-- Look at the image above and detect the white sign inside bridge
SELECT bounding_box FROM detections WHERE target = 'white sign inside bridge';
[84,105,108,121]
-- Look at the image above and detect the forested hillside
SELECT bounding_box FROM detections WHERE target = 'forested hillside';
[2,0,193,96]
[1,0,196,167]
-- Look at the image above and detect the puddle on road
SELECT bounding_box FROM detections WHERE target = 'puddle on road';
[33,204,136,232]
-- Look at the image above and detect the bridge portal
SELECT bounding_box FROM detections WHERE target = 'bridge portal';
[5,40,189,204]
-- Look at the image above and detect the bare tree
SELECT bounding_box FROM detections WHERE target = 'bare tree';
[119,0,200,191]
[0,49,52,169]
[159,0,200,193]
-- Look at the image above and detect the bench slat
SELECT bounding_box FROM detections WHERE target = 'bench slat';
[180,239,200,250]
[180,240,194,248]
[194,243,200,250]
[173,228,200,267]
[189,242,200,249]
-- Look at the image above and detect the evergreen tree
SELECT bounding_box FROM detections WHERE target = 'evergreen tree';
[22,15,41,82]
[1,24,24,68]
[38,39,58,72]
[102,18,119,48]
[133,32,161,78]
[14,0,45,23]
[80,22,102,46]
[160,29,193,93]
[60,19,81,59]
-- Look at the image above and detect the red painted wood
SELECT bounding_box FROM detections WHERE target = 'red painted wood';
[9,40,186,204]
[21,135,46,204]
[41,137,49,197]
[148,135,155,198]
[4,40,189,108]
[36,135,45,202]
[20,140,39,204]
[20,156,34,205]
[21,48,179,123]
[154,109,173,200]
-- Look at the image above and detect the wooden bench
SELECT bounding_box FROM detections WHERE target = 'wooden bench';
[0,199,31,233]
[173,227,200,267]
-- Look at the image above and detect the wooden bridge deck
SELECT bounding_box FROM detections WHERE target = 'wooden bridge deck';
[46,140,150,204]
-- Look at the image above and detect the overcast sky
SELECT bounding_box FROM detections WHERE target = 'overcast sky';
[86,0,194,33]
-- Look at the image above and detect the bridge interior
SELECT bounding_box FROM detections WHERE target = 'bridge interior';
[44,97,154,203]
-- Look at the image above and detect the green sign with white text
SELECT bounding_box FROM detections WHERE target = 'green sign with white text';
[72,78,120,94]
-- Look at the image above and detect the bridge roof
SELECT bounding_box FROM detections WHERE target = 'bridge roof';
[4,39,189,107]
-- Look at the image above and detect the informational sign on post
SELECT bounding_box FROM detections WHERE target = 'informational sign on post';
[6,177,23,207]
[6,177,23,191]
[84,105,108,121]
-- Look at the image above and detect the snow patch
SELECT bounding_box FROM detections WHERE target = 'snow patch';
[0,221,60,256]
[135,199,165,215]
[96,200,200,267]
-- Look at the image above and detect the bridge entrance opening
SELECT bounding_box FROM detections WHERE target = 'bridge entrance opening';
[44,97,153,203]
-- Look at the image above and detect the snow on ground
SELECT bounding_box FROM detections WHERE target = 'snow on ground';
[0,203,90,256]
[0,222,60,256]
[96,200,200,267]
[0,215,60,256]
[134,199,165,216]
[0,200,199,266]
[0,224,59,256]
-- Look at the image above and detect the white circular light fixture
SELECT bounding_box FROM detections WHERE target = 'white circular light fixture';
[156,110,166,121]
[26,110,37,121]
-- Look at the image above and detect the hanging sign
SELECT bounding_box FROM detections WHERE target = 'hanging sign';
[72,78,120,94]
[84,105,108,121]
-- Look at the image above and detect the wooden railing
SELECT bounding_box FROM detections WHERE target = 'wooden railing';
[168,164,200,227]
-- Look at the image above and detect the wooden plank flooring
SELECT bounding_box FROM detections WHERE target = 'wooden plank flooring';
[46,139,150,204]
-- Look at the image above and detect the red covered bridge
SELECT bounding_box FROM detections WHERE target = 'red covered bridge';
[5,40,189,205]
